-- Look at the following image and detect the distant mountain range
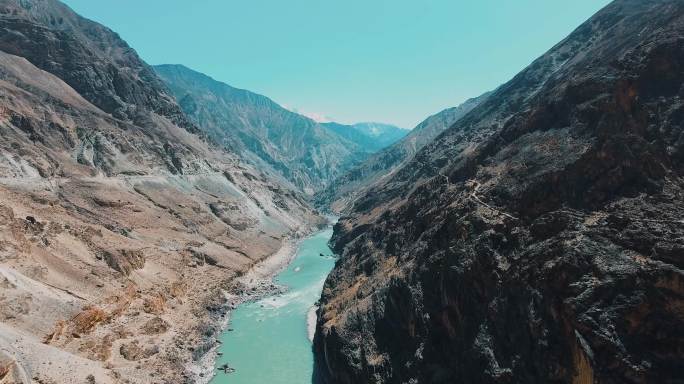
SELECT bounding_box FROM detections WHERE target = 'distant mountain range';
[316,92,491,211]
[351,122,408,141]
[324,122,409,152]
[154,64,406,194]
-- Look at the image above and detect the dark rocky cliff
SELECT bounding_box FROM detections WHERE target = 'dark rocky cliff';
[314,1,684,383]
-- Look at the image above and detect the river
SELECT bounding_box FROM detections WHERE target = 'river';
[210,228,336,383]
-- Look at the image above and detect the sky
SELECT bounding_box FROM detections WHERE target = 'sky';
[62,0,611,128]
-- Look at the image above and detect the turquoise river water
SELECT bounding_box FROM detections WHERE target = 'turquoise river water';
[210,228,336,384]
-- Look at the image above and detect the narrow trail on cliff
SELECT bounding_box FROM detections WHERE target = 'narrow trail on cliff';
[437,169,519,221]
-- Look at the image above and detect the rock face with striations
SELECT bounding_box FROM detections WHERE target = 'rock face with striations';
[0,0,194,129]
[314,1,684,383]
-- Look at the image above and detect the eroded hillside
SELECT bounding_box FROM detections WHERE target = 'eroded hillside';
[0,1,324,383]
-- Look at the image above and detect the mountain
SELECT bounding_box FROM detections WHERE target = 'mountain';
[154,64,378,194]
[314,1,684,383]
[0,0,193,130]
[0,1,324,383]
[350,122,409,149]
[316,92,490,212]
[322,122,408,153]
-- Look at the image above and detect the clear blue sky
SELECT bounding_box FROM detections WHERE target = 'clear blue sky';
[63,0,611,128]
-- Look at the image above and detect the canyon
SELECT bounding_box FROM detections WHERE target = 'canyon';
[0,1,405,382]
[154,64,406,195]
[0,0,327,382]
[0,0,682,383]
[315,91,491,213]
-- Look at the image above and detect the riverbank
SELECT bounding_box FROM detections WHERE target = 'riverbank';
[208,228,337,383]
[193,237,299,383]
[193,218,336,383]
[307,305,319,342]
[0,169,328,384]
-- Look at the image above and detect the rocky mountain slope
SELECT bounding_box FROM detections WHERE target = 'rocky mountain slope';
[0,1,324,383]
[155,64,400,195]
[0,0,193,130]
[316,92,490,212]
[314,1,684,383]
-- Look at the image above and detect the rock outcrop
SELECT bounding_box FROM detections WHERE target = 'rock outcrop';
[314,1,684,383]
